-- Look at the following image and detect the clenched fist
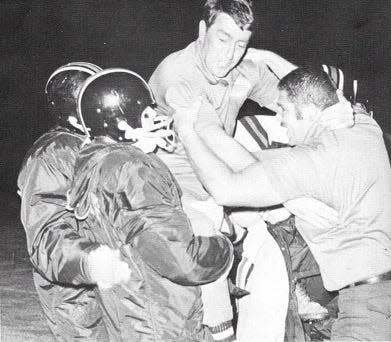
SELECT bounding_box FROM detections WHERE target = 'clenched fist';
[87,245,131,290]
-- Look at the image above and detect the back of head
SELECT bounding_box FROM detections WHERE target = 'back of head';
[202,0,254,30]
[278,67,339,110]
[46,62,102,131]
[77,68,154,140]
[77,68,176,152]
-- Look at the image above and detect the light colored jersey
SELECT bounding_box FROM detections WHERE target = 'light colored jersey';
[149,39,279,231]
[263,114,391,291]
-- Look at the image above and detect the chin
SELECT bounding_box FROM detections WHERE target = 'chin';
[213,66,231,78]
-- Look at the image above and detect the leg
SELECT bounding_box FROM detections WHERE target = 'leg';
[236,226,289,342]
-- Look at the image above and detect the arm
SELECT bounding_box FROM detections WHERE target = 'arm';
[243,49,296,112]
[246,48,297,80]
[177,122,283,208]
[197,121,296,169]
[115,159,233,286]
[195,123,258,171]
[18,145,99,286]
[131,209,234,286]
[243,48,297,112]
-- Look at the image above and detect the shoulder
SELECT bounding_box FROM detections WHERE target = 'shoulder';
[31,129,84,158]
[238,49,274,75]
[149,41,200,88]
[92,144,164,177]
[22,129,83,168]
[18,129,83,189]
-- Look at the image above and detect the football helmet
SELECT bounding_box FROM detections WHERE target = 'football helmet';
[77,68,176,153]
[45,62,102,131]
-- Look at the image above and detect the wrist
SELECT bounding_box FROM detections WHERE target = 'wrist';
[177,123,196,141]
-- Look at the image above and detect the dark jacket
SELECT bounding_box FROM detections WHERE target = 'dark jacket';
[67,138,233,341]
[17,127,107,341]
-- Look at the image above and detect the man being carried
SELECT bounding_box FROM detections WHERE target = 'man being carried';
[149,1,299,339]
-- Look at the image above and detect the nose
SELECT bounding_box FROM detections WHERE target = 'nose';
[225,44,235,63]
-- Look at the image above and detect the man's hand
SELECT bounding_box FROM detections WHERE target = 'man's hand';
[171,96,203,134]
[284,197,339,229]
[172,95,223,138]
[353,102,370,116]
[87,245,131,290]
[321,90,354,130]
[245,48,297,79]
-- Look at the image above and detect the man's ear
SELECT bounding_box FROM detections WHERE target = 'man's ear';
[302,103,320,121]
[199,20,207,42]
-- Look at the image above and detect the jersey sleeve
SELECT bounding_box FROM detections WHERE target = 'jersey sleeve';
[246,59,280,108]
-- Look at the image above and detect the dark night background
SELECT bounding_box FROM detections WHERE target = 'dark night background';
[1,0,391,198]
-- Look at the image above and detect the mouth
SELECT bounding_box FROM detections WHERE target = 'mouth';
[219,63,232,70]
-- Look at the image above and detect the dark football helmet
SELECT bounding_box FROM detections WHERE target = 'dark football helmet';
[45,62,102,131]
[77,68,176,152]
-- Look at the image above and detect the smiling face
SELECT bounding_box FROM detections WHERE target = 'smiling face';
[277,90,318,146]
[199,13,251,78]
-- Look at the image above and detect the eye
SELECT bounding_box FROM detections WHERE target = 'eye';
[143,113,149,119]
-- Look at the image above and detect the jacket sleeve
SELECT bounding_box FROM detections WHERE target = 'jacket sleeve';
[18,145,100,286]
[114,160,234,286]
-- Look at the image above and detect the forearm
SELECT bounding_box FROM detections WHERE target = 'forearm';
[196,123,257,171]
[247,48,297,79]
[178,125,237,204]
[29,219,100,285]
[252,146,292,161]
[129,207,233,285]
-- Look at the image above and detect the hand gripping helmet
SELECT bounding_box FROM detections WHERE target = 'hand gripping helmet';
[45,62,102,131]
[77,68,176,153]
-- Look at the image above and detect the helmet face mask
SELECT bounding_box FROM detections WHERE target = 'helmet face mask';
[45,62,102,133]
[78,68,177,153]
[117,106,176,153]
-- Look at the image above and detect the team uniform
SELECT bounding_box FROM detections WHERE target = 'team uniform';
[66,139,233,341]
[262,113,391,341]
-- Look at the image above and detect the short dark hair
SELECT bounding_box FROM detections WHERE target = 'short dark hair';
[278,67,339,110]
[202,0,254,30]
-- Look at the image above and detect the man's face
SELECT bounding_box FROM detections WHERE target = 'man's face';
[199,13,252,78]
[277,90,315,146]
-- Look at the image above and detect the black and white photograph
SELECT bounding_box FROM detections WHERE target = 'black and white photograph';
[1,0,391,341]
